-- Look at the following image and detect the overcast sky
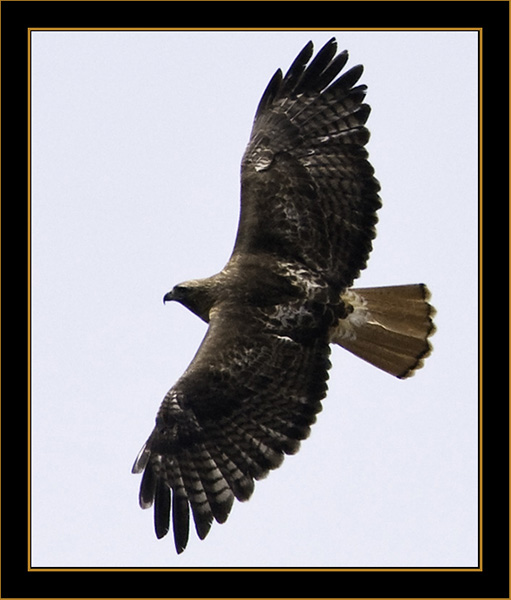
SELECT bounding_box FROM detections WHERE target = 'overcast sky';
[30,29,479,569]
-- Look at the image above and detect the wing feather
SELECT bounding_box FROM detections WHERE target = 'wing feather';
[133,303,331,552]
[171,477,190,553]
[234,38,381,290]
[154,478,170,539]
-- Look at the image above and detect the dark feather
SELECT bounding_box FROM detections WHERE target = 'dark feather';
[172,487,190,554]
[254,68,282,119]
[138,459,156,509]
[154,479,170,539]
[293,37,338,93]
[236,39,381,290]
[280,40,314,95]
[136,281,334,551]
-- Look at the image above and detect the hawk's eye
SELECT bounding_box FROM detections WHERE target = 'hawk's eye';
[172,284,191,300]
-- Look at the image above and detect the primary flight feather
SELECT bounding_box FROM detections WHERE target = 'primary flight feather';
[132,38,435,554]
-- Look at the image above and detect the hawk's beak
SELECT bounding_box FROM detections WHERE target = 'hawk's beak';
[163,290,174,304]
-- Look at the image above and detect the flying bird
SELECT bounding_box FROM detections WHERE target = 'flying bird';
[132,38,436,554]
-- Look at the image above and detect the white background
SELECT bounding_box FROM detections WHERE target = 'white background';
[30,30,479,568]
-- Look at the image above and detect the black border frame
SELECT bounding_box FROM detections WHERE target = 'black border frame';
[2,1,508,598]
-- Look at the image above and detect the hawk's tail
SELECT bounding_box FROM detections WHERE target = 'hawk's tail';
[330,284,436,379]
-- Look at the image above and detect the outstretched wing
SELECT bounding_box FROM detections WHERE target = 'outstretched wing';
[132,303,331,553]
[233,38,381,290]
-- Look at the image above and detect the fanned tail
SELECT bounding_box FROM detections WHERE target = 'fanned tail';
[331,284,436,379]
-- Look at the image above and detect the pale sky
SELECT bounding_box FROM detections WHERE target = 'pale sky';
[30,29,479,568]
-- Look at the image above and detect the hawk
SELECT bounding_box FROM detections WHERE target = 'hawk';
[132,38,435,554]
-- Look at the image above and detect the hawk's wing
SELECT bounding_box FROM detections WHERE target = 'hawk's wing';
[132,302,331,553]
[233,38,381,290]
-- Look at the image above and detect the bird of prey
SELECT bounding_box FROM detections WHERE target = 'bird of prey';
[132,38,435,554]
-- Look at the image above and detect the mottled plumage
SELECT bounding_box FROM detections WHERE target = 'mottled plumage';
[133,39,435,554]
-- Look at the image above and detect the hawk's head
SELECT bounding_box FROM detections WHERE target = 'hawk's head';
[163,278,217,323]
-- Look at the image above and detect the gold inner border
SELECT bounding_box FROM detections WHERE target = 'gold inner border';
[26,27,483,574]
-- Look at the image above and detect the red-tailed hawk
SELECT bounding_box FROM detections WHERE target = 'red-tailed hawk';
[132,38,435,553]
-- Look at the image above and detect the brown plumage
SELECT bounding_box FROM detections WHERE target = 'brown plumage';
[132,38,435,554]
[333,284,436,378]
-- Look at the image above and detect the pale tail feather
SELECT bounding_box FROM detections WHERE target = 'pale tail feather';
[331,284,436,379]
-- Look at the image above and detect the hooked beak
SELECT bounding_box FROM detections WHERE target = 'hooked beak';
[163,290,174,304]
